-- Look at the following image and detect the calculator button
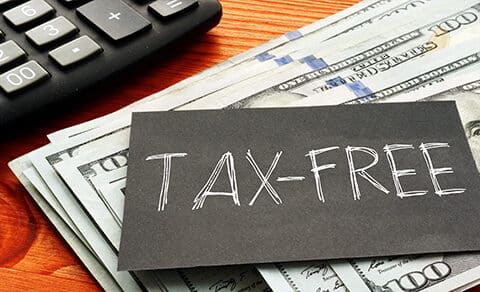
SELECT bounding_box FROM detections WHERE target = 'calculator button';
[148,0,198,18]
[26,16,78,47]
[76,0,151,41]
[3,0,55,28]
[0,40,26,68]
[0,60,49,93]
[49,35,102,67]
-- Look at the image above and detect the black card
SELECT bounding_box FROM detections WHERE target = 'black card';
[119,102,480,271]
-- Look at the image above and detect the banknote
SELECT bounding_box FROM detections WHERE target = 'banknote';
[289,38,480,107]
[54,146,128,238]
[229,39,480,292]
[57,0,475,127]
[258,261,347,292]
[276,4,480,99]
[230,0,404,62]
[16,1,480,291]
[176,0,480,110]
[27,141,153,291]
[267,0,444,62]
[7,156,122,292]
[14,162,222,292]
[29,127,130,250]
[160,0,430,109]
[47,52,480,292]
[331,253,480,292]
[29,112,273,291]
[51,142,273,292]
[46,0,415,141]
[44,12,480,271]
[276,73,480,292]
[377,70,480,104]
[21,168,155,292]
[37,0,467,251]
[44,41,471,252]
[24,132,224,291]
[29,126,189,291]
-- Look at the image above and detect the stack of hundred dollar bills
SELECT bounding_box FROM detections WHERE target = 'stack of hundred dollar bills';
[9,0,480,291]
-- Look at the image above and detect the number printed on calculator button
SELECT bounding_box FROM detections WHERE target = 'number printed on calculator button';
[76,0,151,41]
[3,0,55,28]
[0,40,26,68]
[0,60,49,94]
[26,16,78,47]
[48,35,102,67]
[148,0,198,18]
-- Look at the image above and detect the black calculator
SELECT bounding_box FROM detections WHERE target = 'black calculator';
[0,0,221,129]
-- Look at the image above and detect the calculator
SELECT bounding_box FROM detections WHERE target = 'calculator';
[0,0,221,129]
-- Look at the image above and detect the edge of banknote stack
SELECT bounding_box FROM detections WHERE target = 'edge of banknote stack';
[9,0,480,290]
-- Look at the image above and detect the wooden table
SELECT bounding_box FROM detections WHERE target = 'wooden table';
[1,0,479,291]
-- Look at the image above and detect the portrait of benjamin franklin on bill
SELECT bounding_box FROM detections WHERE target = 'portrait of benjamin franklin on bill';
[427,86,480,171]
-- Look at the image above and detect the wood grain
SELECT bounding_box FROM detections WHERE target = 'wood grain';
[0,0,479,291]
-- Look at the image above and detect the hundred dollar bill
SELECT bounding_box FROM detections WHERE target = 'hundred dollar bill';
[29,127,130,250]
[47,0,415,141]
[257,75,480,290]
[15,165,192,291]
[228,46,480,292]
[55,1,472,124]
[44,15,480,254]
[46,69,480,292]
[21,164,161,292]
[265,0,444,64]
[331,253,480,292]
[161,0,429,109]
[302,73,480,292]
[289,38,480,107]
[7,156,122,292]
[30,119,272,292]
[42,0,479,242]
[377,70,480,104]
[25,132,191,290]
[51,142,273,292]
[265,0,426,58]
[276,3,480,99]
[257,261,347,292]
[30,2,480,290]
[54,145,128,231]
[38,69,478,291]
[27,135,160,291]
[35,0,457,246]
[177,0,480,110]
